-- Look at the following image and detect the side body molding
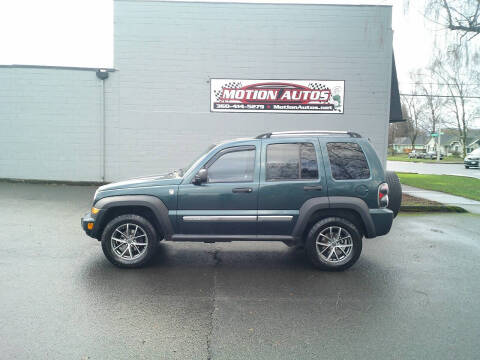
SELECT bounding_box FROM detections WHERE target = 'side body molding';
[94,195,174,239]
[292,196,376,240]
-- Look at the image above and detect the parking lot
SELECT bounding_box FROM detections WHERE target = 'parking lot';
[1,182,480,360]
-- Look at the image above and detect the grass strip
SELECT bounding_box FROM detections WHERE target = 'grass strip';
[397,173,480,201]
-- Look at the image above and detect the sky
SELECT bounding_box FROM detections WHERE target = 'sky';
[0,0,433,83]
[0,0,477,126]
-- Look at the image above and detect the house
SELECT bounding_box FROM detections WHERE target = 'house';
[425,129,480,155]
[392,136,427,154]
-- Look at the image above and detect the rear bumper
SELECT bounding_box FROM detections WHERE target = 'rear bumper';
[369,208,393,237]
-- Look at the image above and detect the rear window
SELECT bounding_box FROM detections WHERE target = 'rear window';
[266,143,318,181]
[327,142,370,180]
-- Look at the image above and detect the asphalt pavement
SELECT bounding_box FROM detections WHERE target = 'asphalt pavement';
[1,182,480,360]
[387,160,480,179]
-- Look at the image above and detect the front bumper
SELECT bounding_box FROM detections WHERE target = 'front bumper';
[369,208,394,237]
[464,160,479,167]
[81,212,97,238]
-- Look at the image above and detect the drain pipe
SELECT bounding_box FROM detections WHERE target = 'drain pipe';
[96,69,109,182]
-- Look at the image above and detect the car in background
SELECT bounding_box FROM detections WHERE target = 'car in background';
[424,151,444,160]
[408,150,426,159]
[464,148,480,168]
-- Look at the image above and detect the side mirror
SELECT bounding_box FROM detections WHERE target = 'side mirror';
[193,168,208,185]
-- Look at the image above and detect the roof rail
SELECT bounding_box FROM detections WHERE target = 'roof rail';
[256,131,362,139]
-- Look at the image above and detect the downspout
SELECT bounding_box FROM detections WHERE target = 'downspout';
[96,69,109,182]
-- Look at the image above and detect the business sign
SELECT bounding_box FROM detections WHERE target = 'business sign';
[210,79,344,113]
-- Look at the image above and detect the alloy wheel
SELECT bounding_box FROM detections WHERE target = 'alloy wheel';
[315,226,353,264]
[111,223,149,260]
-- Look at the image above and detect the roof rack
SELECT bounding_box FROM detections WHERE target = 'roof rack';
[255,131,362,139]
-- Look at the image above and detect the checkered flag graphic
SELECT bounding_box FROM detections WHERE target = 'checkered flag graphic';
[214,81,243,101]
[308,82,328,90]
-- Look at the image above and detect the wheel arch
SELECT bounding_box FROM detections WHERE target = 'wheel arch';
[292,196,376,242]
[93,195,173,240]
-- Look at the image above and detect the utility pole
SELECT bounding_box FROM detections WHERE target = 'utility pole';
[437,119,442,161]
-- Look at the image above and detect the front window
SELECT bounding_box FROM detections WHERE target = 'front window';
[207,148,255,183]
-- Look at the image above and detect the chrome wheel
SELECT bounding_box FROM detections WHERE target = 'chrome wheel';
[111,223,148,261]
[315,226,353,264]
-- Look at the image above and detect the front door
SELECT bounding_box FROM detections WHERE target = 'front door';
[177,143,260,235]
[257,138,327,235]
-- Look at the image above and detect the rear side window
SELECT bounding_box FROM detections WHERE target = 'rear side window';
[266,143,318,181]
[327,142,370,180]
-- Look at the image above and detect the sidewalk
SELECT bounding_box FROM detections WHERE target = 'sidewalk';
[402,185,480,214]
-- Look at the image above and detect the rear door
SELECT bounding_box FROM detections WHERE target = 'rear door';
[257,137,327,235]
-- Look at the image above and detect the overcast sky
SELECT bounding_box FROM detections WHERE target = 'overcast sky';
[0,0,435,86]
[0,0,477,126]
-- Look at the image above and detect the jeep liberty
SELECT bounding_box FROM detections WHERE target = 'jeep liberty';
[82,131,399,271]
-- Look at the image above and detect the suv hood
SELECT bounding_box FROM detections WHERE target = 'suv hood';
[98,173,183,192]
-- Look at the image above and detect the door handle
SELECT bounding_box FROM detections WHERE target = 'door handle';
[232,187,253,193]
[304,185,323,191]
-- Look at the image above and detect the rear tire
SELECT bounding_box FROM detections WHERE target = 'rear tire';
[386,170,402,218]
[305,217,362,271]
[101,214,158,268]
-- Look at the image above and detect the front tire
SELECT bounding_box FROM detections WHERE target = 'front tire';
[305,217,362,271]
[101,214,158,268]
[465,165,469,169]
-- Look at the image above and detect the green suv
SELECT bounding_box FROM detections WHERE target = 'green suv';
[82,131,399,271]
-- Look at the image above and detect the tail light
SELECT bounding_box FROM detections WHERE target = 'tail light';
[378,183,389,208]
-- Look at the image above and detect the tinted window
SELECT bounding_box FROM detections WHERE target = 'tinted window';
[207,148,255,183]
[327,142,370,180]
[266,143,318,181]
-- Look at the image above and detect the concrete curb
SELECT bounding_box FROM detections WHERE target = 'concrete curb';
[400,205,468,213]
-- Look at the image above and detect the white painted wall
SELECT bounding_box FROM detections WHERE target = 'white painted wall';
[107,0,393,180]
[0,1,393,182]
[0,67,104,181]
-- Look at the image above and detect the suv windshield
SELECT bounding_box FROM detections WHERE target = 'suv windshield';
[469,149,480,157]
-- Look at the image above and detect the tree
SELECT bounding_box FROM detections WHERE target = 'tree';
[426,0,480,37]
[419,81,444,135]
[431,50,479,156]
[409,70,446,134]
[401,95,426,150]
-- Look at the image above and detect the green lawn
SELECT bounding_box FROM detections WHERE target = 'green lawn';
[397,173,480,201]
[388,154,464,163]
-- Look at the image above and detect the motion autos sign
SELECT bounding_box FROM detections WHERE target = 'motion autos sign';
[211,79,344,113]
